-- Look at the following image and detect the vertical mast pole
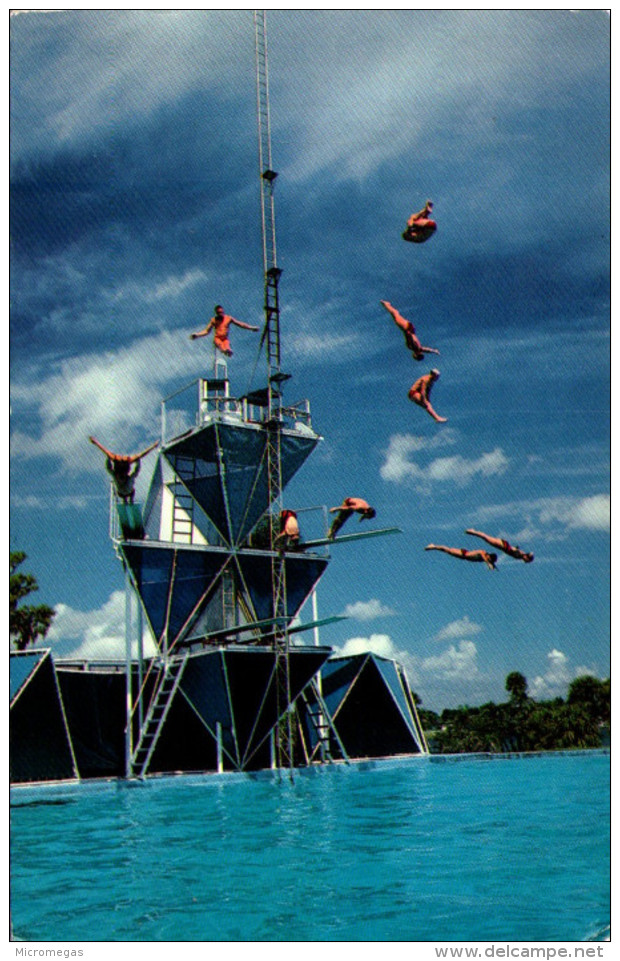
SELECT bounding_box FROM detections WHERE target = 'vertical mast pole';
[254,10,293,772]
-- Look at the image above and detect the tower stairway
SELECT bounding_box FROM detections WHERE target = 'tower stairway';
[131,652,189,777]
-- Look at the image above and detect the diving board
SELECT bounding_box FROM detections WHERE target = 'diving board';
[301,527,402,549]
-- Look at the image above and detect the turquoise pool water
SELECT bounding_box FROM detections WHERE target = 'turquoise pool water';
[10,751,610,942]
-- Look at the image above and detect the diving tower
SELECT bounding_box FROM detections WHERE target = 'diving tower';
[9,12,428,787]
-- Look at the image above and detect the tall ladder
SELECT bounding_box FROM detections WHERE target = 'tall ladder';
[131,652,189,777]
[255,9,294,771]
[172,456,196,543]
[222,566,236,631]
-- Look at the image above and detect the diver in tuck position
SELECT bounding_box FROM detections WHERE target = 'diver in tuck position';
[402,200,437,244]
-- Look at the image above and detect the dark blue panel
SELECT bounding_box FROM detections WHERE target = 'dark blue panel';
[237,554,328,624]
[168,552,230,641]
[374,657,417,739]
[234,649,330,765]
[319,656,368,718]
[122,545,229,645]
[10,650,48,704]
[123,546,176,642]
[179,651,237,760]
[284,556,328,618]
[280,433,319,490]
[222,650,277,762]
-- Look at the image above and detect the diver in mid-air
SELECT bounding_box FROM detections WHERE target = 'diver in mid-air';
[328,497,376,540]
[402,200,437,244]
[190,304,259,357]
[424,544,498,571]
[380,300,440,361]
[408,369,447,423]
[466,529,534,563]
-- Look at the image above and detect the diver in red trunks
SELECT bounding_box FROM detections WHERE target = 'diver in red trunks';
[380,301,440,361]
[190,305,259,356]
[466,529,534,563]
[408,369,447,423]
[402,200,437,244]
[425,544,497,570]
[328,497,376,540]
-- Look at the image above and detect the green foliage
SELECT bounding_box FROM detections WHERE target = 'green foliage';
[9,551,55,651]
[429,672,609,755]
[505,671,529,704]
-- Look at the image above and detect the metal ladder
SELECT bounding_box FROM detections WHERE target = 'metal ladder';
[221,567,236,630]
[172,456,196,543]
[131,653,188,777]
[301,680,349,764]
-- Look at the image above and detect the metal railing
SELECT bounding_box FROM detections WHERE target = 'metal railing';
[160,378,315,446]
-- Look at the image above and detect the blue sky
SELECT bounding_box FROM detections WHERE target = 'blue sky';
[9,9,610,711]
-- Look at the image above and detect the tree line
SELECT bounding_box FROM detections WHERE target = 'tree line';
[416,671,610,754]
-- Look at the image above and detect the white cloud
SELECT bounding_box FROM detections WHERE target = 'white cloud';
[108,268,208,306]
[420,640,480,682]
[46,589,158,661]
[341,598,394,621]
[433,616,483,643]
[10,330,204,472]
[334,633,397,660]
[528,648,600,700]
[11,10,250,162]
[558,494,610,531]
[380,432,508,488]
[475,494,610,537]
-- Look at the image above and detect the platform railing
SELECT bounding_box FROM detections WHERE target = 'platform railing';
[160,377,314,445]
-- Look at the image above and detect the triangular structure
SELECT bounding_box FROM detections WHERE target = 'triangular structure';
[318,653,427,757]
[10,650,78,783]
[162,419,319,546]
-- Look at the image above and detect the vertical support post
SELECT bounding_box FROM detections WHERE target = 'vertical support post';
[216,721,223,773]
[311,590,320,649]
[137,599,144,731]
[124,569,134,778]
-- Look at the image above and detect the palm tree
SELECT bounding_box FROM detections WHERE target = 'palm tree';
[9,551,55,650]
[505,671,528,705]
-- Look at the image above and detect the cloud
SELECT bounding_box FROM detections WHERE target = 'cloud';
[108,268,208,306]
[333,630,482,691]
[474,493,610,537]
[541,494,610,532]
[433,616,483,643]
[9,329,215,472]
[334,633,397,660]
[46,589,158,661]
[380,432,508,488]
[10,493,93,511]
[10,10,251,163]
[420,640,480,682]
[341,598,394,621]
[529,648,599,700]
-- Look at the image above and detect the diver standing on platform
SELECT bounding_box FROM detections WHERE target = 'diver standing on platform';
[190,304,259,357]
[89,437,159,503]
